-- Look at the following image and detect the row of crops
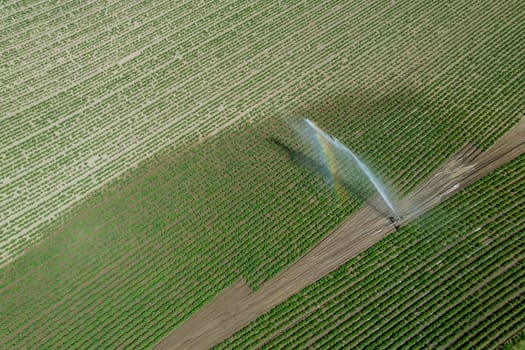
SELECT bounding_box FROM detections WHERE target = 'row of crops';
[0,3,520,266]
[0,100,521,347]
[0,104,361,348]
[216,154,525,349]
[2,0,392,263]
[2,0,519,266]
[1,0,522,348]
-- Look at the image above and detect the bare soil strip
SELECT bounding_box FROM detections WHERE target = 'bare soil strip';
[154,117,525,350]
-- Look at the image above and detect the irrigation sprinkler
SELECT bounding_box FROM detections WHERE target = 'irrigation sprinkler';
[292,118,403,229]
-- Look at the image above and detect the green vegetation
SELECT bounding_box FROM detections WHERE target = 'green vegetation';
[216,154,525,349]
[0,116,355,349]
[0,0,523,348]
[507,335,525,350]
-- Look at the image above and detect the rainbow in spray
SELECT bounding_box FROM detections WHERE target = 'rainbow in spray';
[295,118,399,218]
[302,119,341,189]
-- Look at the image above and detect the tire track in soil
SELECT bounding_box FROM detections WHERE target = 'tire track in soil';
[154,117,525,350]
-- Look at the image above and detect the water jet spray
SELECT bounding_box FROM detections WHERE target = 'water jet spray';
[293,118,401,229]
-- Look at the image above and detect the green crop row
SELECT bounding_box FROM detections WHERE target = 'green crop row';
[1,0,364,260]
[1,0,522,348]
[216,154,525,349]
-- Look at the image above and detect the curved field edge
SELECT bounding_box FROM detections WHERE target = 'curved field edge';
[1,60,523,350]
[0,106,521,349]
[0,113,361,348]
[3,0,382,262]
[1,0,522,264]
[216,154,525,349]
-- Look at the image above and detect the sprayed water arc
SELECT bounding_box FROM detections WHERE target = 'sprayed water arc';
[296,118,401,225]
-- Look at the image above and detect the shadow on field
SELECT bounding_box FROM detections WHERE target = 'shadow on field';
[263,80,444,219]
[267,136,393,219]
[262,64,457,208]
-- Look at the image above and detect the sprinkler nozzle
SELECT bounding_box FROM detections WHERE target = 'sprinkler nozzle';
[389,216,403,230]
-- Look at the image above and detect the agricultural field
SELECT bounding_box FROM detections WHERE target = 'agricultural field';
[0,0,523,349]
[215,153,525,349]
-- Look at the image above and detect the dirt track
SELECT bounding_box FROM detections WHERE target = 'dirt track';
[154,117,525,350]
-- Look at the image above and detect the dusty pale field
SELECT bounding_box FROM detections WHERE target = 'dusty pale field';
[2,0,521,266]
[3,0,398,264]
